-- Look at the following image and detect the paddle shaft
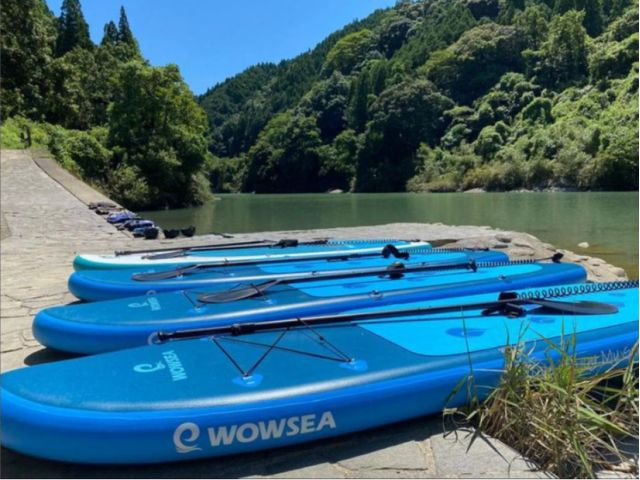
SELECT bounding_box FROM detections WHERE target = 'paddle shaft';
[157,295,617,342]
[115,239,332,256]
[132,245,419,281]
[195,260,478,303]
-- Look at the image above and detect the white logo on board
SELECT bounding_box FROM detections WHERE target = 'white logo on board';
[132,350,188,381]
[173,411,337,453]
[133,361,165,373]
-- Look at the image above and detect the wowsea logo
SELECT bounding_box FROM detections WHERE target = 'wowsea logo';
[128,297,162,311]
[173,412,337,453]
[133,350,188,381]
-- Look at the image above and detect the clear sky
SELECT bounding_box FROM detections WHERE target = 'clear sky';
[45,0,396,95]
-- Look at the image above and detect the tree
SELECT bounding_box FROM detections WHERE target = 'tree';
[536,10,589,87]
[369,60,388,94]
[422,23,525,104]
[56,0,92,56]
[302,72,350,141]
[553,0,603,36]
[379,18,414,57]
[1,0,57,118]
[323,29,377,74]
[244,111,327,192]
[118,7,134,44]
[109,6,141,61]
[355,80,454,191]
[577,0,603,36]
[108,63,211,207]
[348,72,370,132]
[554,0,576,15]
[514,4,550,49]
[101,21,118,47]
[605,0,632,19]
[320,129,359,189]
[47,48,100,128]
[466,0,501,19]
[391,2,477,69]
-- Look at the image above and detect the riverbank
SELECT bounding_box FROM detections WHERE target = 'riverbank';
[0,149,634,478]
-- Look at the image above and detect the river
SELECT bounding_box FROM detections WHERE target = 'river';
[141,192,638,279]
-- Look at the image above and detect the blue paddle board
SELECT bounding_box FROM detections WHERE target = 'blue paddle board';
[4,281,637,463]
[69,248,509,301]
[34,260,586,354]
[73,239,431,270]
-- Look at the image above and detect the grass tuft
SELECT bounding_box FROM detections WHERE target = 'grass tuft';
[446,337,639,478]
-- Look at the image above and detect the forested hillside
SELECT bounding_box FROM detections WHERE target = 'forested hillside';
[2,0,637,205]
[200,0,638,193]
[1,0,211,208]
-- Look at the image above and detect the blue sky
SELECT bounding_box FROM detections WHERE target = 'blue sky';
[45,0,396,95]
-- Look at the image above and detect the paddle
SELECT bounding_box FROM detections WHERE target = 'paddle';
[142,239,313,260]
[193,253,566,303]
[114,238,330,258]
[131,244,416,281]
[154,290,619,343]
[195,259,479,303]
[115,239,277,257]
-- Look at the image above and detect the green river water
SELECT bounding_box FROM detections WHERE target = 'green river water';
[141,192,638,279]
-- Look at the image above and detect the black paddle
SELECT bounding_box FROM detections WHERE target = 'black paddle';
[141,239,312,260]
[131,248,560,282]
[195,260,479,304]
[154,290,619,343]
[115,239,280,257]
[132,244,415,281]
[115,238,421,258]
[182,253,565,304]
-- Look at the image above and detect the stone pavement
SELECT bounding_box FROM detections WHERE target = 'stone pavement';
[0,149,629,478]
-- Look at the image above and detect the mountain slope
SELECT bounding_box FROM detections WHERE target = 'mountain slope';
[200,0,638,193]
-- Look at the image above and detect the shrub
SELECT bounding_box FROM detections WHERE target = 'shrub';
[521,97,553,123]
[0,117,52,149]
[66,130,111,180]
[525,158,554,187]
[107,164,150,208]
[0,117,26,148]
[424,175,459,192]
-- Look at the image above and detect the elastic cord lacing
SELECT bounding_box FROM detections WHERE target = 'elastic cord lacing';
[517,280,639,300]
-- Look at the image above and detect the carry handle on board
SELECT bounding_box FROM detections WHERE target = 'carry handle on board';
[154,290,619,343]
[195,259,479,303]
[132,244,413,281]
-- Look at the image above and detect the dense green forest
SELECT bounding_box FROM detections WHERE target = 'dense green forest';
[201,0,638,193]
[1,0,638,208]
[1,0,211,208]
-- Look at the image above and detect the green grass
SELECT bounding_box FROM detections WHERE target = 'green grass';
[445,335,639,478]
[0,117,52,149]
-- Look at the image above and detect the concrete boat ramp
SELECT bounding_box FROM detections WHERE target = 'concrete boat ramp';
[0,149,631,478]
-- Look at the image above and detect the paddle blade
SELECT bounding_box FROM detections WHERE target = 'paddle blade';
[197,280,279,303]
[530,299,619,315]
[144,250,187,260]
[132,265,199,281]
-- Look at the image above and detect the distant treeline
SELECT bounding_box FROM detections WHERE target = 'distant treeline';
[1,0,637,209]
